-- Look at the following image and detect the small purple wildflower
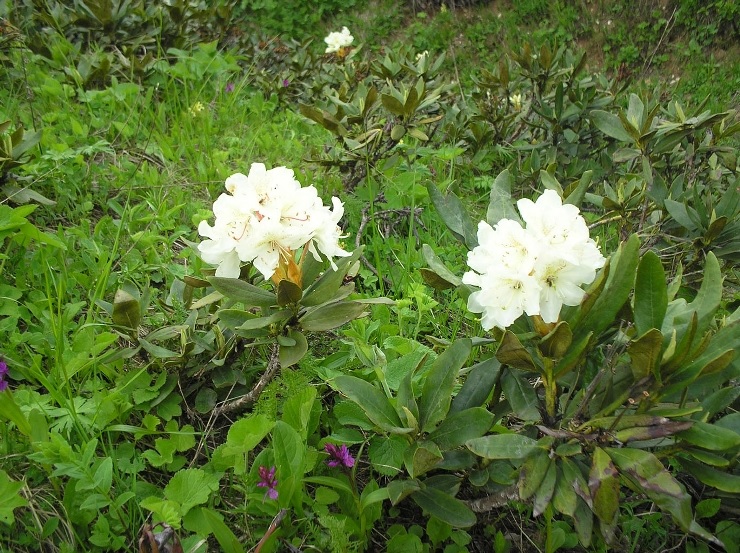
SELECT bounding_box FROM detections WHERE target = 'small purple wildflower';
[282,79,290,88]
[225,82,235,93]
[0,360,8,392]
[257,465,278,500]
[324,443,355,468]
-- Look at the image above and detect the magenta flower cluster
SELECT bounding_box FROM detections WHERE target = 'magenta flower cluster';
[0,360,8,391]
[257,465,278,500]
[324,443,355,468]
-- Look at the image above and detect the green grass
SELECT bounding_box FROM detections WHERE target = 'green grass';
[1,2,739,551]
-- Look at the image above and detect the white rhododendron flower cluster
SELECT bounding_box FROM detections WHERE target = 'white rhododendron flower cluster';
[324,26,354,54]
[463,190,606,330]
[198,163,349,280]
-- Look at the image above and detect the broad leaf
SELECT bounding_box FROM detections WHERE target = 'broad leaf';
[486,169,521,226]
[331,375,408,433]
[418,339,471,432]
[677,421,740,451]
[272,421,305,509]
[500,369,540,421]
[450,357,501,413]
[426,182,478,249]
[276,279,302,306]
[627,328,663,380]
[606,447,691,530]
[164,468,221,517]
[589,448,619,535]
[634,251,667,336]
[183,507,244,553]
[411,487,476,528]
[532,459,558,517]
[299,301,366,331]
[279,329,308,368]
[404,441,443,478]
[301,248,363,306]
[209,277,276,308]
[518,449,551,500]
[591,110,635,143]
[0,470,28,525]
[680,458,740,493]
[466,434,539,460]
[427,407,494,450]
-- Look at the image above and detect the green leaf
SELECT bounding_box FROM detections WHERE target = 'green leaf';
[573,498,594,547]
[634,251,667,336]
[112,288,140,329]
[677,421,740,451]
[573,235,640,342]
[627,328,663,380]
[223,414,274,474]
[664,199,699,231]
[411,487,476,528]
[381,93,406,116]
[138,338,180,359]
[276,279,302,306]
[591,110,635,143]
[279,329,307,368]
[301,248,363,307]
[331,375,408,433]
[500,369,540,421]
[532,459,558,517]
[164,468,221,517]
[419,338,471,432]
[695,498,721,520]
[272,421,304,509]
[496,331,537,371]
[553,459,582,517]
[426,182,478,249]
[208,277,276,308]
[450,357,502,413]
[360,486,391,511]
[0,391,32,437]
[421,244,462,290]
[369,434,407,476]
[427,407,494,450]
[299,301,366,331]
[0,470,28,525]
[183,506,244,553]
[539,321,573,359]
[140,497,181,528]
[589,448,619,530]
[687,252,723,340]
[606,447,692,530]
[466,433,539,460]
[404,441,443,478]
[680,458,740,493]
[281,386,316,439]
[486,169,521,226]
[518,449,551,500]
[303,476,353,495]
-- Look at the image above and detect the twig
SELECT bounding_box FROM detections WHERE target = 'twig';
[253,509,288,553]
[212,343,281,417]
[642,6,678,75]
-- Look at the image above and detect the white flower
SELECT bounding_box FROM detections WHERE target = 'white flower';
[463,189,605,330]
[531,254,595,323]
[464,266,541,330]
[324,26,354,54]
[509,93,523,111]
[197,163,350,280]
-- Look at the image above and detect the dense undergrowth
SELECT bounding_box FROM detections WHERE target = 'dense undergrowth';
[0,1,738,552]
